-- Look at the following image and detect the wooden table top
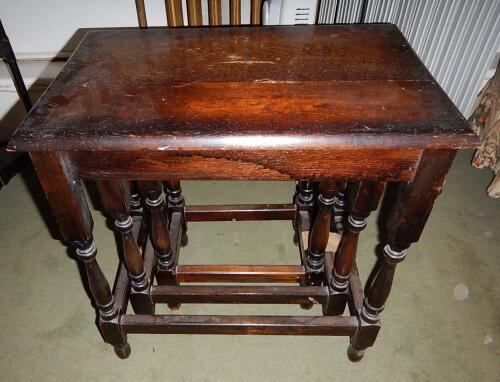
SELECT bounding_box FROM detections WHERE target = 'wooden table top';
[9,24,477,153]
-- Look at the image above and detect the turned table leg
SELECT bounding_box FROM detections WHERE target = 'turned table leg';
[293,180,317,245]
[305,180,345,286]
[324,181,385,315]
[97,180,154,315]
[30,153,129,359]
[164,178,188,247]
[138,181,179,309]
[129,183,143,216]
[331,188,347,234]
[348,149,457,362]
[138,181,174,274]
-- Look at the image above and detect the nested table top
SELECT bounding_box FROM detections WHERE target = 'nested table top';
[9,24,476,153]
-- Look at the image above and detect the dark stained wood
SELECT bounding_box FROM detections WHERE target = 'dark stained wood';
[151,285,328,304]
[113,263,129,315]
[112,216,144,315]
[297,209,310,267]
[155,211,183,286]
[164,179,184,207]
[349,149,457,360]
[75,242,118,319]
[305,181,345,285]
[185,204,295,221]
[100,317,130,359]
[331,189,346,233]
[348,180,386,214]
[30,152,93,243]
[66,149,421,181]
[138,182,174,273]
[121,314,358,335]
[169,211,183,265]
[97,180,153,314]
[96,180,131,215]
[363,245,405,321]
[385,149,457,246]
[186,0,203,26]
[137,180,162,199]
[176,264,304,283]
[325,181,384,315]
[347,264,364,317]
[8,26,477,153]
[29,151,129,354]
[142,228,156,285]
[348,244,403,361]
[365,150,455,318]
[156,210,182,308]
[98,185,138,280]
[324,251,365,318]
[208,0,222,25]
[296,181,316,209]
[78,241,130,356]
[164,178,187,245]
[17,24,471,361]
[129,191,142,215]
[294,181,317,241]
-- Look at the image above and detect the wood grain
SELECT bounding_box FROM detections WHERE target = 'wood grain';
[251,0,262,25]
[165,0,183,27]
[150,285,328,304]
[186,0,203,26]
[30,152,93,242]
[176,264,304,283]
[208,0,222,25]
[230,0,241,25]
[135,0,148,28]
[121,314,358,335]
[9,25,477,153]
[184,203,295,221]
[66,148,421,181]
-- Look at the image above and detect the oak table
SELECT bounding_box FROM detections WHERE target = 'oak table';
[8,25,478,361]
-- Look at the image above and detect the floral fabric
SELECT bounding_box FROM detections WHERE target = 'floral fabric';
[470,64,500,198]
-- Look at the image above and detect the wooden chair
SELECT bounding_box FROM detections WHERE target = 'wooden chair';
[0,20,32,188]
[135,0,264,28]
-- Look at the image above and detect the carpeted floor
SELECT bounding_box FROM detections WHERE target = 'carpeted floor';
[0,150,498,381]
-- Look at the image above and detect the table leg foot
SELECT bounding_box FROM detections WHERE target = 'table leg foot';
[347,344,364,362]
[300,302,313,310]
[181,232,189,247]
[114,342,131,359]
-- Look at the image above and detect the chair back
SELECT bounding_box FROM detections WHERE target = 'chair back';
[135,0,264,28]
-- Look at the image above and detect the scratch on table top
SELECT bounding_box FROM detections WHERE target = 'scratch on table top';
[173,80,201,88]
[253,79,298,84]
[220,60,276,65]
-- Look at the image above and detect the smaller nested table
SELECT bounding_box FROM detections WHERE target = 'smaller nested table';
[8,25,478,361]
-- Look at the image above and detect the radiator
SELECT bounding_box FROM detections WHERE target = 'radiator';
[318,0,500,117]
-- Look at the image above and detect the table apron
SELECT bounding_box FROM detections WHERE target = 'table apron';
[62,148,422,181]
